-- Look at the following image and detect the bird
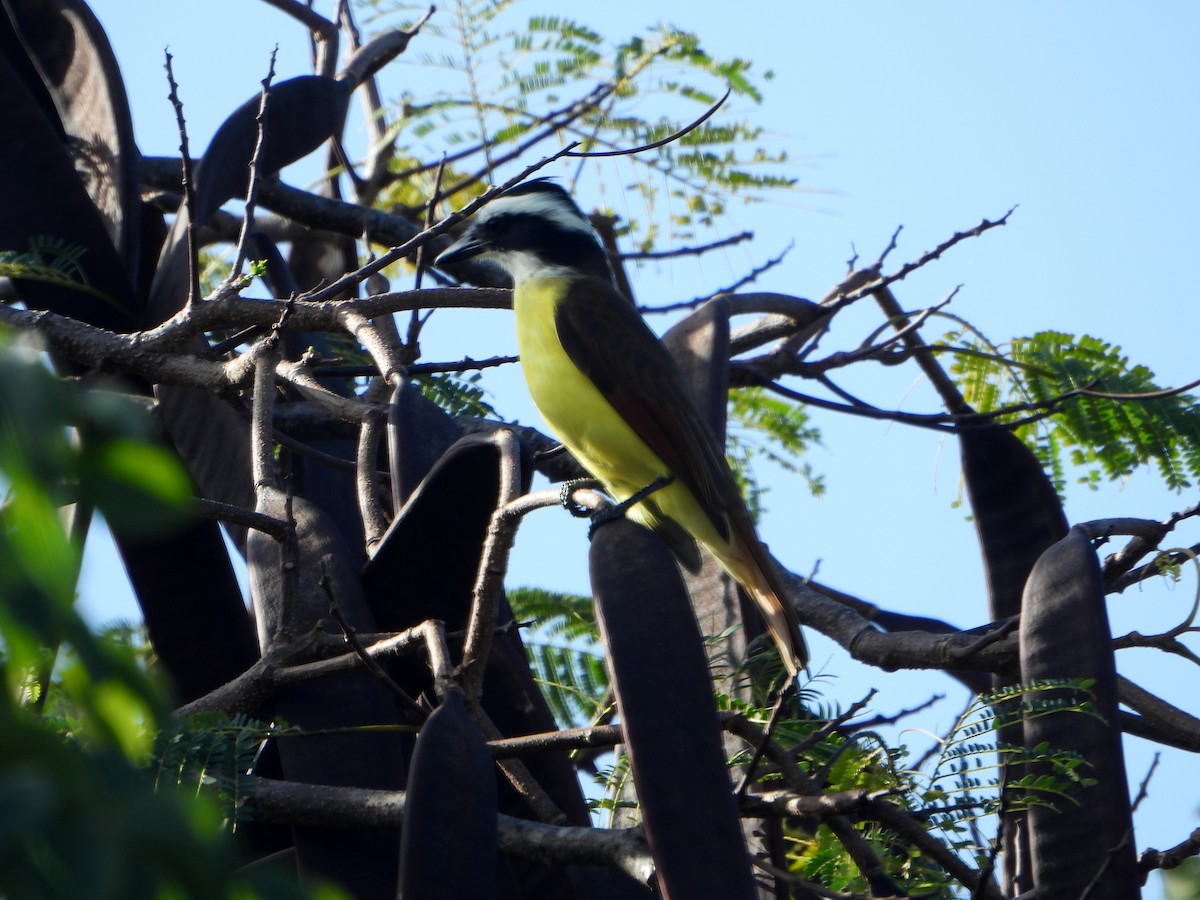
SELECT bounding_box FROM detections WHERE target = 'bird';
[436,179,807,675]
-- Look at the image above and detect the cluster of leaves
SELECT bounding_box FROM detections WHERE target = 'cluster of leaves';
[0,236,116,306]
[919,681,1099,849]
[774,680,1099,894]
[152,713,272,828]
[507,574,1099,893]
[727,386,824,520]
[507,587,610,726]
[0,338,321,899]
[367,0,796,251]
[0,335,187,718]
[951,328,1200,494]
[415,370,498,418]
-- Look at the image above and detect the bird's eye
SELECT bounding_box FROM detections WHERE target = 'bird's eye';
[496,215,539,250]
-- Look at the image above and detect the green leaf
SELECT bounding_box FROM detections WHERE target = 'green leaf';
[952,330,1200,494]
[80,439,190,539]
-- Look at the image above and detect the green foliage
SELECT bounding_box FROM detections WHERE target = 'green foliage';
[951,329,1200,494]
[0,336,319,898]
[414,371,497,418]
[153,714,271,828]
[506,587,610,727]
[366,0,798,250]
[1165,857,1200,900]
[735,692,958,894]
[918,681,1099,851]
[727,386,823,519]
[0,236,122,308]
[1,702,241,900]
[743,679,1103,894]
[588,754,635,822]
[0,336,187,717]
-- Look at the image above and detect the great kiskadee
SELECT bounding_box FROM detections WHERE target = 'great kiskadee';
[436,179,807,675]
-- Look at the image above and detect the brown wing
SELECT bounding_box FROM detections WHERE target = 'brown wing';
[554,276,734,543]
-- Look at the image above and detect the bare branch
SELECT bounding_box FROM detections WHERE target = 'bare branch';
[1105,503,1200,587]
[1139,826,1200,876]
[643,242,793,314]
[835,208,1017,309]
[565,87,730,158]
[249,777,655,884]
[461,429,525,704]
[191,497,288,540]
[356,408,389,553]
[620,230,753,261]
[258,0,337,37]
[301,145,581,303]
[1118,677,1200,751]
[319,562,427,718]
[162,51,200,308]
[230,48,278,280]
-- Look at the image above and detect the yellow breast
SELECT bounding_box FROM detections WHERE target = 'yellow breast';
[513,276,667,499]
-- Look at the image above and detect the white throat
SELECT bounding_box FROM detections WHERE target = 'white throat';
[495,249,573,286]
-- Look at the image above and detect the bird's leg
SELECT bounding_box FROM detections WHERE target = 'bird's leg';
[587,474,674,539]
[559,477,602,518]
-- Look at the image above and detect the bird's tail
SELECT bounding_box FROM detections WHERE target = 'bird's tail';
[744,577,808,677]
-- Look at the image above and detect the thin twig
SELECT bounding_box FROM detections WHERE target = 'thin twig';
[231,47,278,279]
[620,230,753,261]
[834,208,1017,310]
[433,87,606,205]
[1078,753,1159,899]
[565,87,731,158]
[413,154,448,291]
[644,242,792,314]
[848,694,946,732]
[319,561,427,718]
[734,683,795,796]
[302,143,583,303]
[387,84,608,189]
[163,51,201,308]
[792,689,879,753]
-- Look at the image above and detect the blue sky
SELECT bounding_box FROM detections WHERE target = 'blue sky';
[80,0,1199,888]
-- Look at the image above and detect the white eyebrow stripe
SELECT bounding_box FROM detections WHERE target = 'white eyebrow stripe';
[481,192,596,236]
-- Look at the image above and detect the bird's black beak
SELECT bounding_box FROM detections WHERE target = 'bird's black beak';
[435,234,489,268]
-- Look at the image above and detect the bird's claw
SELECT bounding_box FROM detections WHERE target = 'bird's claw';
[586,475,673,540]
[559,478,598,518]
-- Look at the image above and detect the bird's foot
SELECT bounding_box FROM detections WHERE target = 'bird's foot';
[559,478,601,518]
[587,475,674,540]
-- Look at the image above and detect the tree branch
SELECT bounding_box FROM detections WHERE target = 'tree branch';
[249,777,656,884]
